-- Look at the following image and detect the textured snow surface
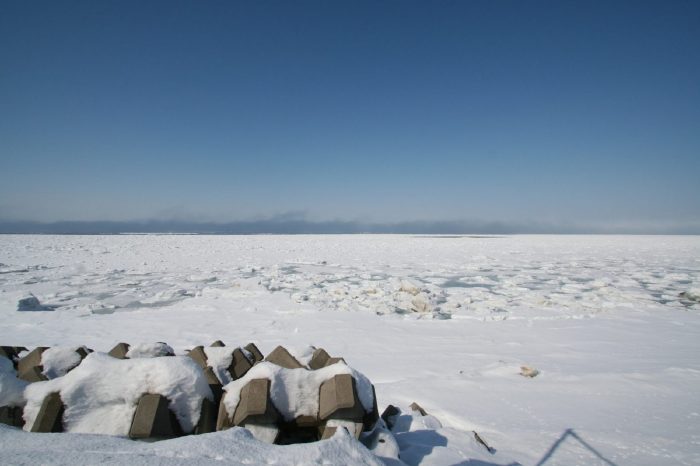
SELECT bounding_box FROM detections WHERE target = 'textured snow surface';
[0,424,384,465]
[1,234,700,465]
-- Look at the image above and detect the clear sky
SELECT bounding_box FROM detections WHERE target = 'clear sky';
[1,1,699,233]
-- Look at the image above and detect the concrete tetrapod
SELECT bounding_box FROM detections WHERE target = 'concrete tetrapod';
[31,392,64,433]
[228,348,253,380]
[17,347,48,375]
[244,343,264,363]
[217,378,280,443]
[318,374,366,439]
[264,346,303,369]
[308,348,331,370]
[129,394,181,439]
[194,398,218,434]
[18,365,47,383]
[107,342,130,359]
[187,346,208,369]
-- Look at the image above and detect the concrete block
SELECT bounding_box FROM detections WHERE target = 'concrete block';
[244,343,264,363]
[0,406,24,428]
[308,348,331,370]
[17,347,48,374]
[210,340,225,347]
[216,395,233,431]
[228,348,253,380]
[108,342,130,359]
[264,346,303,369]
[233,378,279,426]
[409,402,427,416]
[129,394,180,438]
[19,365,48,383]
[294,415,318,427]
[319,374,365,421]
[30,392,64,433]
[187,346,208,369]
[194,398,217,434]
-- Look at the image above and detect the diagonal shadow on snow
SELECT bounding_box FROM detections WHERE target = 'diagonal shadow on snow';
[536,428,617,466]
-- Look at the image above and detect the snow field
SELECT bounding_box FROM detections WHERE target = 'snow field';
[1,234,699,465]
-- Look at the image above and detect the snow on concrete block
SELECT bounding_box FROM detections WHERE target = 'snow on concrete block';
[187,346,208,369]
[244,343,264,363]
[319,374,365,422]
[210,340,226,347]
[19,366,48,383]
[107,343,130,359]
[0,406,24,428]
[308,348,331,370]
[41,346,88,379]
[264,346,303,369]
[17,347,48,375]
[128,394,180,439]
[228,348,253,380]
[126,342,175,358]
[30,392,64,433]
[324,357,346,367]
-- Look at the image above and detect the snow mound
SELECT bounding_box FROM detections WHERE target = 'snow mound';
[16,293,55,312]
[125,342,174,358]
[0,357,27,407]
[0,424,383,465]
[222,361,375,422]
[23,353,212,435]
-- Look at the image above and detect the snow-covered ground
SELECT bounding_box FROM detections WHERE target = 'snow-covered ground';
[1,234,699,465]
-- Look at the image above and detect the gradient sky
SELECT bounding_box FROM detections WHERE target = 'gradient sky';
[1,1,699,232]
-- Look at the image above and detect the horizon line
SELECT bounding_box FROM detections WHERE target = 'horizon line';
[0,219,698,235]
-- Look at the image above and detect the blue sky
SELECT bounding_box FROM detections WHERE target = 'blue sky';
[1,1,698,232]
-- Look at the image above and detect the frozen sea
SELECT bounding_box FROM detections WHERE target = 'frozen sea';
[1,234,699,465]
